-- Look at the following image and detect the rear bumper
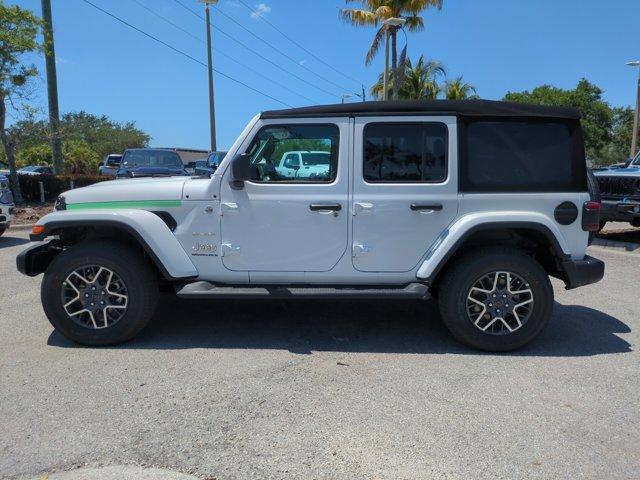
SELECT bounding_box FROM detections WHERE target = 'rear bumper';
[599,199,640,223]
[561,255,605,290]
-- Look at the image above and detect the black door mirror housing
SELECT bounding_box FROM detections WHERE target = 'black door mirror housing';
[230,153,252,189]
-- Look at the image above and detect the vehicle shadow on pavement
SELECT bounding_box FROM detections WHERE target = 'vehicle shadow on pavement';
[48,297,632,357]
[0,235,30,248]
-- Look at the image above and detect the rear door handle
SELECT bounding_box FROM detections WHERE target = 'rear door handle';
[310,203,342,212]
[410,203,443,212]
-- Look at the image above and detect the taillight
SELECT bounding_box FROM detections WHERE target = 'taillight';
[582,201,601,231]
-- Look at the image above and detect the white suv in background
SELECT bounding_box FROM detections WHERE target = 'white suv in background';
[275,151,331,180]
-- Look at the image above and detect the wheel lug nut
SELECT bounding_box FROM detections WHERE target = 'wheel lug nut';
[92,286,96,291]
[100,301,105,305]
[84,293,89,298]
[496,309,501,313]
[492,294,496,298]
[90,302,95,306]
[488,303,493,307]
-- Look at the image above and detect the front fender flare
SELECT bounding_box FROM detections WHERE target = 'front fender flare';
[29,210,198,280]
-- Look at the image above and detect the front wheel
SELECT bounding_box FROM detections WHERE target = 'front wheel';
[438,247,553,352]
[41,240,158,345]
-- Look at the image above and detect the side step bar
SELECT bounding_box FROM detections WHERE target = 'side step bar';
[176,281,430,300]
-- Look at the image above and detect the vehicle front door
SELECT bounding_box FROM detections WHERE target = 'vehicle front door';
[352,116,459,272]
[220,119,350,272]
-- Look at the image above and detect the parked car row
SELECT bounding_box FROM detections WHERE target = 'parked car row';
[97,148,226,179]
[592,150,640,228]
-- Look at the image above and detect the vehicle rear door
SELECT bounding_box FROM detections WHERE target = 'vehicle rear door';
[351,116,459,272]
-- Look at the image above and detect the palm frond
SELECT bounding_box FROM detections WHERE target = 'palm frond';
[365,26,386,65]
[339,8,378,26]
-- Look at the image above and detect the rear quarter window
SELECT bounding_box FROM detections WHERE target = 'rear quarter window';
[462,120,587,192]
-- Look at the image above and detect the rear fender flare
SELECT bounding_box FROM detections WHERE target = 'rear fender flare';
[416,212,571,282]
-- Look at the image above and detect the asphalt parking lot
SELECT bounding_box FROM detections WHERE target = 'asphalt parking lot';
[1,230,638,480]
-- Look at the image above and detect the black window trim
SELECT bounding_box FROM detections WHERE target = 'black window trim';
[244,122,340,186]
[362,121,449,185]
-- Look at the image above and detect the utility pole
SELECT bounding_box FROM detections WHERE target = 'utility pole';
[381,18,406,101]
[382,27,389,101]
[41,0,63,174]
[628,61,640,159]
[202,0,217,152]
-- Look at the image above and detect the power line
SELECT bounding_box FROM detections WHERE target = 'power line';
[79,0,293,107]
[236,0,364,88]
[170,0,341,99]
[129,0,316,103]
[211,4,360,96]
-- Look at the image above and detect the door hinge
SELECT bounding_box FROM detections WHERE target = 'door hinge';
[220,202,238,216]
[352,244,372,257]
[220,243,241,257]
[353,202,374,216]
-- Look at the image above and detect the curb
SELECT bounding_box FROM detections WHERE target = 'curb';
[591,237,640,253]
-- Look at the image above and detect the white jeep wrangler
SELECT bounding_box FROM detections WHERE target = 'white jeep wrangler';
[17,100,604,351]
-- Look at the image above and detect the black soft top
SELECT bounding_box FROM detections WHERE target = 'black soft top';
[261,99,581,121]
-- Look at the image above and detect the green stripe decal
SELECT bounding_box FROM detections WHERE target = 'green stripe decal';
[67,200,182,210]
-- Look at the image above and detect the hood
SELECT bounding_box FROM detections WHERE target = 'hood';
[59,176,189,209]
[593,166,640,178]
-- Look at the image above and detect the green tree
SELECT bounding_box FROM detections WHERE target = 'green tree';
[444,76,477,100]
[504,79,613,161]
[5,111,150,173]
[372,55,445,100]
[0,3,42,203]
[340,0,443,99]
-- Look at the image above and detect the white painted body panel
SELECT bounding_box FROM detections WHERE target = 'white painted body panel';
[62,176,188,204]
[351,116,459,272]
[219,117,351,272]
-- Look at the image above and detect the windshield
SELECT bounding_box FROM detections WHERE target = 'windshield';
[19,166,37,171]
[632,150,640,166]
[121,150,182,168]
[300,152,330,166]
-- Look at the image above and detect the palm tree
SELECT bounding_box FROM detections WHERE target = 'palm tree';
[341,0,443,99]
[444,76,477,100]
[372,55,445,100]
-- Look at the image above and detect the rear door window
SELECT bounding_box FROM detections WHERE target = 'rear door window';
[363,123,448,183]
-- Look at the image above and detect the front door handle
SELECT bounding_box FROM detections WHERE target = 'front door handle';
[309,203,342,212]
[410,203,443,212]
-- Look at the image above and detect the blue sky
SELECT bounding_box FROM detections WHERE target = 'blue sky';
[11,0,640,150]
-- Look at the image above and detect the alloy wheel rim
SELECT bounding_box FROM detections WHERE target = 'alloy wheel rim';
[466,271,534,335]
[61,265,128,329]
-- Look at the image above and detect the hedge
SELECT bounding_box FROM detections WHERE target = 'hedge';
[14,174,110,203]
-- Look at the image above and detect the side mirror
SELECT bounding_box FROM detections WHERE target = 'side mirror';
[230,153,252,189]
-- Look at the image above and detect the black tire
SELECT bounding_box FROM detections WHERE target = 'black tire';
[41,240,158,345]
[0,227,5,237]
[438,247,554,352]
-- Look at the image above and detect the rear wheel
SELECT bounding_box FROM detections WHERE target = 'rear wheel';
[41,240,158,345]
[438,247,553,351]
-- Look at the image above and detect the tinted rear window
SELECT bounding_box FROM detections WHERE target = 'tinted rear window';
[463,120,586,192]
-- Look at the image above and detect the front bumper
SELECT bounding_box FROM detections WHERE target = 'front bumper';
[561,255,605,290]
[599,199,640,223]
[16,240,62,276]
